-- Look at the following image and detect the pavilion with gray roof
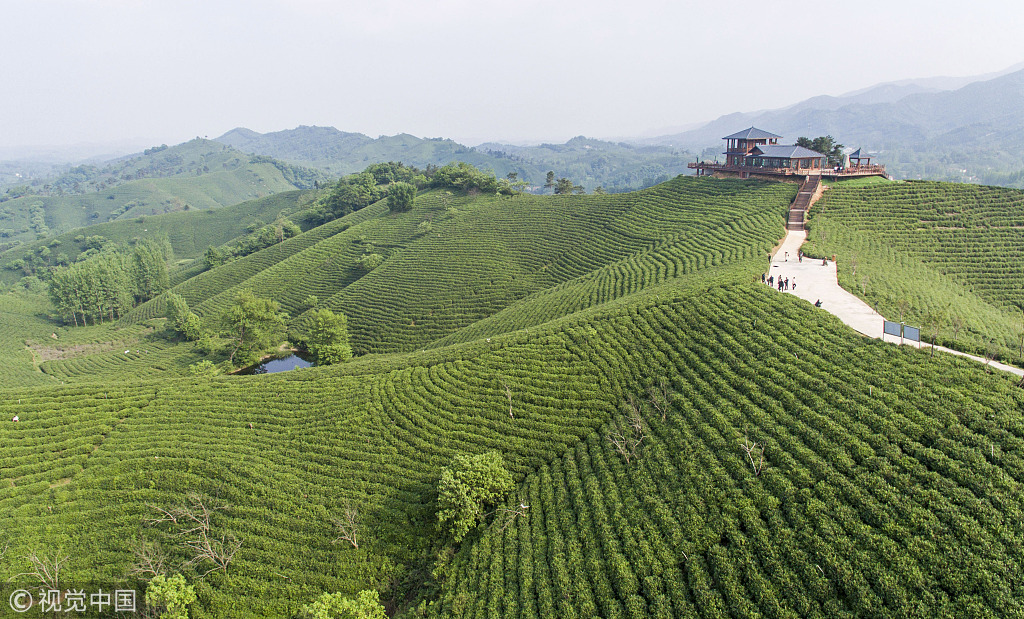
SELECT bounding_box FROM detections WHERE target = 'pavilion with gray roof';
[689,127,886,179]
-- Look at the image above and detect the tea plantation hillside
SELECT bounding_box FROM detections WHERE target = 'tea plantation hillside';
[0,139,324,251]
[432,286,1024,619]
[28,176,791,385]
[0,293,62,387]
[123,177,794,357]
[4,280,1024,618]
[0,189,317,286]
[3,175,1024,618]
[802,180,1024,364]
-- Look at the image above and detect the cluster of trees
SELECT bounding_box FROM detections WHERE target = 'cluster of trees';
[796,135,845,167]
[542,171,587,195]
[48,239,170,326]
[27,203,48,237]
[220,289,288,366]
[313,161,526,225]
[313,162,426,222]
[203,218,301,269]
[302,589,385,619]
[164,291,353,370]
[166,292,204,341]
[250,155,329,189]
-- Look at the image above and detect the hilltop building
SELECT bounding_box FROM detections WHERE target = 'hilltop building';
[690,127,885,180]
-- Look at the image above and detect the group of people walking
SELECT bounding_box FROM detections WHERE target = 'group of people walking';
[762,273,795,291]
[763,270,820,306]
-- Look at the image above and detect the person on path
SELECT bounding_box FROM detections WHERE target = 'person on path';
[768,275,774,287]
[762,273,766,283]
[822,257,827,266]
[778,279,784,292]
[792,277,796,290]
[815,299,822,307]
[785,251,789,262]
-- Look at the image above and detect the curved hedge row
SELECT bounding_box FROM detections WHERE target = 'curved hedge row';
[4,282,1024,617]
[431,285,1024,618]
[804,180,1024,364]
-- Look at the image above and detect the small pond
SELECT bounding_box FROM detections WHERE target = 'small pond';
[236,351,314,375]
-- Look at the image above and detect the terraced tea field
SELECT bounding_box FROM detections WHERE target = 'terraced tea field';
[4,281,1023,617]
[132,177,795,356]
[0,189,317,286]
[0,293,61,387]
[3,175,1024,618]
[804,180,1024,364]
[432,286,1024,618]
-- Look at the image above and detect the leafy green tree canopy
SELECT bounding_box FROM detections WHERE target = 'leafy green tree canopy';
[166,292,190,324]
[428,162,499,193]
[145,573,196,619]
[221,289,287,366]
[553,177,584,195]
[356,252,384,271]
[796,135,845,167]
[302,589,386,619]
[307,308,353,365]
[386,182,416,213]
[437,450,514,542]
[165,292,205,341]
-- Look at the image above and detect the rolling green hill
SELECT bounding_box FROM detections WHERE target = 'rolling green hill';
[802,179,1024,365]
[118,177,793,358]
[0,189,318,287]
[0,139,326,250]
[2,174,1024,618]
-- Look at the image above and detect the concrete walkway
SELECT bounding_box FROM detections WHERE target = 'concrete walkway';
[768,229,1023,378]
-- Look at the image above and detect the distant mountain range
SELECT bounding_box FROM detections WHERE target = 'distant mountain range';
[214,126,693,192]
[637,64,1024,185]
[5,62,1024,200]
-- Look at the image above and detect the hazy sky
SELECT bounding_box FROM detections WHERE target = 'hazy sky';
[1,0,1022,149]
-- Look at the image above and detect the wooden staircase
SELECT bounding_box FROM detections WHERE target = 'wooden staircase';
[787,175,820,231]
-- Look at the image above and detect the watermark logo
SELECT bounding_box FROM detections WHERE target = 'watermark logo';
[7,587,136,614]
[8,589,32,613]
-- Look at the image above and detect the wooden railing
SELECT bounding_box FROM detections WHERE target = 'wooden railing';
[688,161,886,177]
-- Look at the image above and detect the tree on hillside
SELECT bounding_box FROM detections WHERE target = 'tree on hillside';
[386,182,416,213]
[221,289,287,366]
[145,574,196,619]
[796,136,845,167]
[544,171,555,192]
[553,177,584,195]
[166,292,203,341]
[502,172,528,196]
[437,451,514,542]
[48,250,141,325]
[306,308,353,365]
[204,246,227,269]
[131,238,171,302]
[428,162,499,193]
[302,589,386,619]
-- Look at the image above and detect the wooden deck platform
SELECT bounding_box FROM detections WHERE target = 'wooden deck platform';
[688,161,887,180]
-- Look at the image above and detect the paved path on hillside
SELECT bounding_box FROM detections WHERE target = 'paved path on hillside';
[769,229,1024,378]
